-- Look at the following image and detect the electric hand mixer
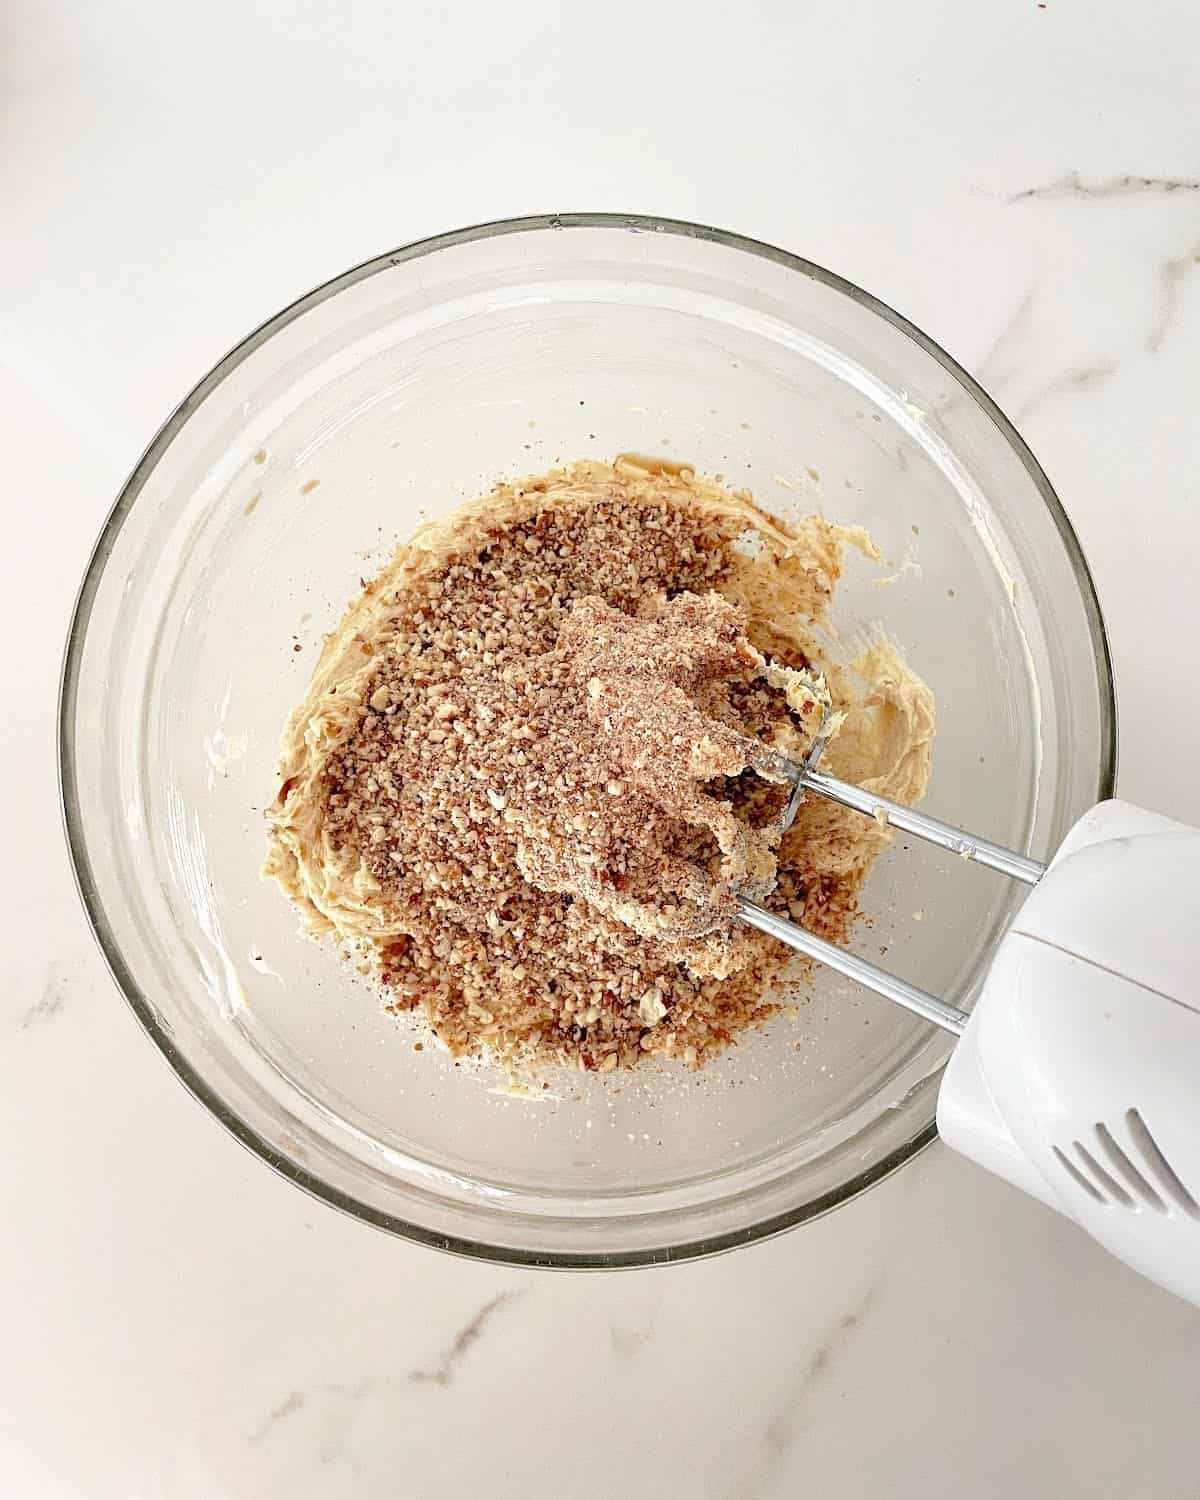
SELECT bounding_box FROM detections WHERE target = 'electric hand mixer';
[737,731,1200,1309]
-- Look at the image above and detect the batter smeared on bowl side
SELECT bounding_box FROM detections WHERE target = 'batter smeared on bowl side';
[264,456,934,1071]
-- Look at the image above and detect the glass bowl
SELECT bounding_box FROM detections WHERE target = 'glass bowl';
[60,214,1115,1266]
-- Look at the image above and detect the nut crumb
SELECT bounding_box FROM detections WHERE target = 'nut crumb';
[263,459,934,1073]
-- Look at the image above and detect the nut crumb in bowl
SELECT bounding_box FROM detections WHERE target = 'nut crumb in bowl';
[264,454,935,1073]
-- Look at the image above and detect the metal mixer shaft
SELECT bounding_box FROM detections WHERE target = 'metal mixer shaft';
[738,757,1046,1037]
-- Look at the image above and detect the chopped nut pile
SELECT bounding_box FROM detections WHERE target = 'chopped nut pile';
[264,457,936,1072]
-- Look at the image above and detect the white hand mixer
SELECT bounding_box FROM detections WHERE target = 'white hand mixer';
[738,738,1200,1308]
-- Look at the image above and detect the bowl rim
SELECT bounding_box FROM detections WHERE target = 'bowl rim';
[58,211,1118,1268]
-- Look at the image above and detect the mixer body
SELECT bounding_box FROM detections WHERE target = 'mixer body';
[938,801,1200,1306]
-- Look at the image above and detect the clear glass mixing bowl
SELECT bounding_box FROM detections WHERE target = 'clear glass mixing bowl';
[60,215,1115,1266]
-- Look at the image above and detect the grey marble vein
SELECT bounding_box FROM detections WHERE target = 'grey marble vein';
[19,964,69,1031]
[1014,358,1120,423]
[974,286,1036,396]
[246,1294,517,1458]
[409,1291,516,1387]
[734,1284,877,1500]
[249,1390,307,1446]
[248,1375,373,1453]
[1147,241,1200,353]
[1009,171,1200,202]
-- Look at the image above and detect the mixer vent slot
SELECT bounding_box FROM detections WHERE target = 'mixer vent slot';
[1123,1109,1200,1219]
[1093,1124,1165,1213]
[1051,1146,1105,1204]
[1054,1114,1200,1217]
[1070,1141,1135,1208]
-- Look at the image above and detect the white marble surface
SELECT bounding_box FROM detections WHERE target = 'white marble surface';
[4,1,1200,1495]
